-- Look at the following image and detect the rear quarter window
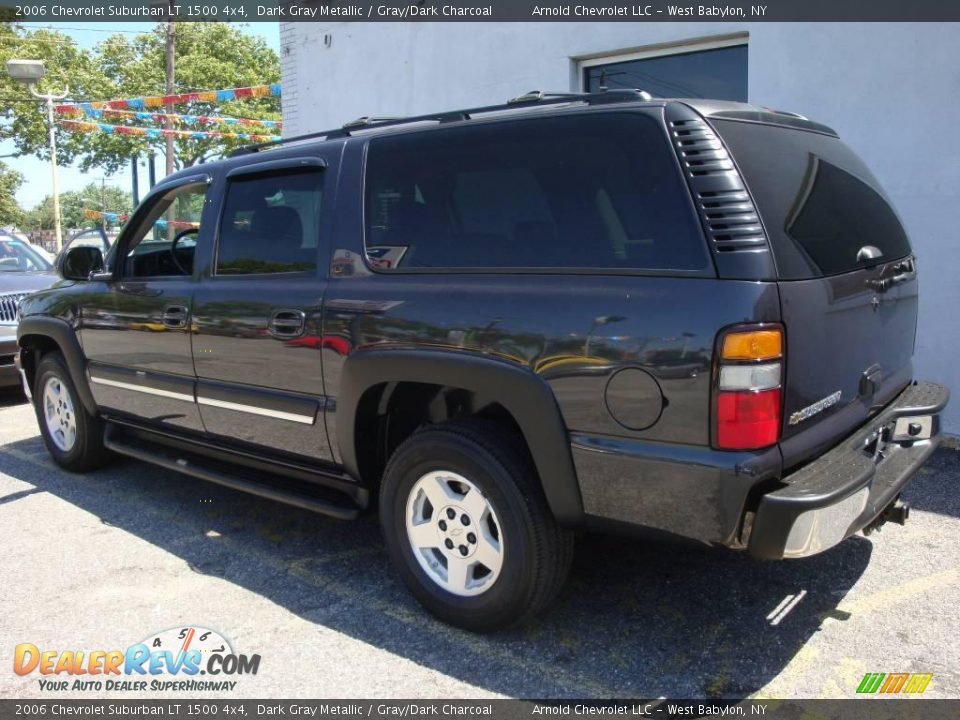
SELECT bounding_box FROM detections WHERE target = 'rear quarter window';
[712,120,911,279]
[363,113,710,272]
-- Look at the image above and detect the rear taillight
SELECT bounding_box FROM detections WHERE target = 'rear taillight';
[714,326,784,450]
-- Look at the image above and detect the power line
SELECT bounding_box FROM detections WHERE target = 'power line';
[0,34,139,49]
[0,27,154,50]
[15,24,144,34]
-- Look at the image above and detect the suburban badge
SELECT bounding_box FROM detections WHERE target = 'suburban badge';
[789,391,843,426]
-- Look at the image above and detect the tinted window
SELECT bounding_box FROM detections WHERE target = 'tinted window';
[364,114,708,271]
[216,169,322,275]
[713,120,911,279]
[584,45,748,101]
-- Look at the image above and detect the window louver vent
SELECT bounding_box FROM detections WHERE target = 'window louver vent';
[670,118,767,252]
[0,293,27,324]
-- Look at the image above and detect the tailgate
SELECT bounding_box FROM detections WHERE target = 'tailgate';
[711,117,918,468]
[777,263,917,466]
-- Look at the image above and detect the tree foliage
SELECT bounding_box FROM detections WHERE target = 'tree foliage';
[1,22,281,174]
[0,161,25,226]
[0,23,107,162]
[24,183,133,231]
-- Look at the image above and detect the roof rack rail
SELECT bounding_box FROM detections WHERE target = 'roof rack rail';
[508,90,582,104]
[766,107,809,120]
[508,88,654,104]
[341,116,402,130]
[228,88,655,157]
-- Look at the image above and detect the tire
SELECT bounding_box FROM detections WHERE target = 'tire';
[379,418,574,632]
[33,352,111,472]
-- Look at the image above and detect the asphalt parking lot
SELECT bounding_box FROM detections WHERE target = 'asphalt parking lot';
[1,386,958,700]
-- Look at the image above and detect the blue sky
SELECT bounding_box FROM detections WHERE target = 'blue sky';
[4,21,279,215]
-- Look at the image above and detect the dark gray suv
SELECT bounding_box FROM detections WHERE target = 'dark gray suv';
[16,90,949,631]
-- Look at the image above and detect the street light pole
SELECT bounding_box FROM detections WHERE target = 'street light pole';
[165,17,176,176]
[7,59,69,254]
[31,83,69,252]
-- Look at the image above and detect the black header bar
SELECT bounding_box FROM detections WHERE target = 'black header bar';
[2,0,960,22]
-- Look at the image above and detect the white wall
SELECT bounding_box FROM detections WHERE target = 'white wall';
[281,22,960,433]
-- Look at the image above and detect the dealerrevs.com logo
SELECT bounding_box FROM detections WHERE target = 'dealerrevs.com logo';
[14,626,260,693]
[856,672,933,695]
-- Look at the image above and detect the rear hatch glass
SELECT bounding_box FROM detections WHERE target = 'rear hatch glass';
[712,119,916,466]
[712,119,911,279]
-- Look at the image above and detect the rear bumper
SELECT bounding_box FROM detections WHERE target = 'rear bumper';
[749,381,950,559]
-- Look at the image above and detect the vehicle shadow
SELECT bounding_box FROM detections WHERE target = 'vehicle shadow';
[0,386,28,408]
[900,444,960,519]
[0,434,877,699]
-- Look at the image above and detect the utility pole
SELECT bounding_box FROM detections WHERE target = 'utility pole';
[164,10,176,241]
[131,157,139,206]
[5,59,67,251]
[43,88,68,252]
[165,16,176,177]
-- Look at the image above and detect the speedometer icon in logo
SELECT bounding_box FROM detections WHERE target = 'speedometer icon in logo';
[142,626,233,663]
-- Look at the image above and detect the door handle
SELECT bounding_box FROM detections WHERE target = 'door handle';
[162,305,189,328]
[268,309,306,338]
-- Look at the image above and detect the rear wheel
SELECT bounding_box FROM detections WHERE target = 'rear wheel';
[33,352,110,472]
[379,419,574,632]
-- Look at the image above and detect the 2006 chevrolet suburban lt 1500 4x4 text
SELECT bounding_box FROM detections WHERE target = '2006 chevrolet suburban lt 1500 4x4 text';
[16,90,949,631]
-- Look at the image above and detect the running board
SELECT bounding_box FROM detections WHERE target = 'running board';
[104,429,361,520]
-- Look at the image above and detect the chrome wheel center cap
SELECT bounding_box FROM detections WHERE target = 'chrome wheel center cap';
[437,505,478,558]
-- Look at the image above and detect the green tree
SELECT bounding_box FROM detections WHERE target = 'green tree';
[22,196,57,231]
[0,161,25,226]
[24,183,132,231]
[79,22,281,173]
[62,182,133,227]
[0,23,106,164]
[1,22,280,173]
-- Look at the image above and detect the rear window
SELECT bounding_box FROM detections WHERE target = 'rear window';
[712,120,911,279]
[363,114,709,272]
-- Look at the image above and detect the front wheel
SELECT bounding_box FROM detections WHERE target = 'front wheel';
[379,420,574,632]
[33,352,111,472]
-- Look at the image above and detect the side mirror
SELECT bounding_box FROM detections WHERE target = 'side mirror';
[60,246,105,281]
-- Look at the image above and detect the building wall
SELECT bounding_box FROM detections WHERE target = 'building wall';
[281,22,960,433]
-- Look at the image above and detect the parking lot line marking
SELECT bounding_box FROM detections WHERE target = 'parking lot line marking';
[817,657,869,699]
[0,443,628,698]
[751,645,821,700]
[829,567,959,619]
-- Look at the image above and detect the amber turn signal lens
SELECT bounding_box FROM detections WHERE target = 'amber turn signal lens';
[721,329,783,361]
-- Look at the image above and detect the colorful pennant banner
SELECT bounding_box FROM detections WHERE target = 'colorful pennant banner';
[83,208,128,224]
[62,119,280,143]
[83,208,199,230]
[55,83,281,113]
[57,106,281,131]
